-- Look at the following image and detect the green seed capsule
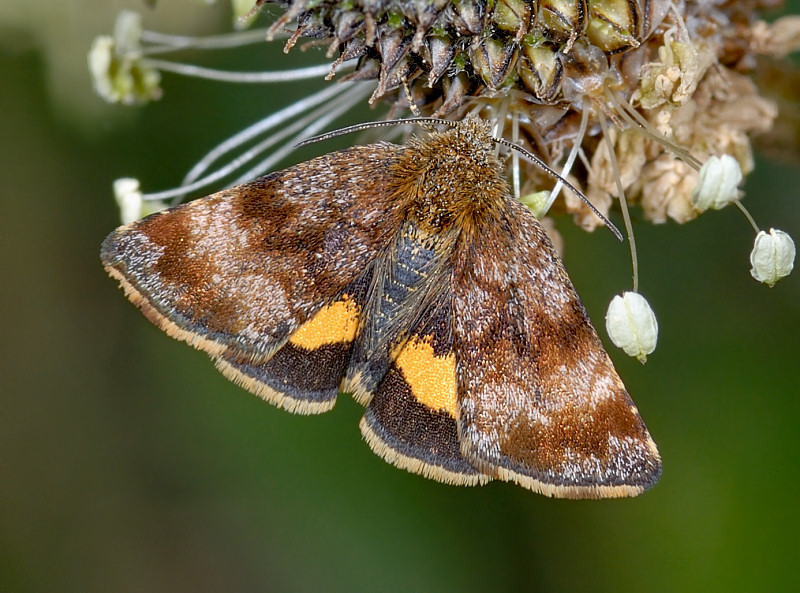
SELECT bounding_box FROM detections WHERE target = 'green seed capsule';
[519,43,563,101]
[471,34,519,88]
[536,0,587,47]
[492,0,533,37]
[586,0,640,54]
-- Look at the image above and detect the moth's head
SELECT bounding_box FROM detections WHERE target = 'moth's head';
[396,118,511,233]
[399,117,509,202]
[418,118,503,179]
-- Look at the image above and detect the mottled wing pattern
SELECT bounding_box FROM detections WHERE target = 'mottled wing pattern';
[101,144,405,409]
[452,200,662,498]
[360,294,491,485]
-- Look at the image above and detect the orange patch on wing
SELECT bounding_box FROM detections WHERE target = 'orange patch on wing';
[289,296,360,350]
[395,337,457,418]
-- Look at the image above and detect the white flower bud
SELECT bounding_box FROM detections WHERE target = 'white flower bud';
[750,228,796,287]
[113,178,144,224]
[605,292,659,363]
[691,154,742,211]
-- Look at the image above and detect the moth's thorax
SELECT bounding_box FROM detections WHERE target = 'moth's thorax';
[390,120,510,234]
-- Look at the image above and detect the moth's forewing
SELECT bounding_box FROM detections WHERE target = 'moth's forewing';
[452,200,662,498]
[101,145,404,407]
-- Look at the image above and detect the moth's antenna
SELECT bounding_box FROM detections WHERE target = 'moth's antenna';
[296,117,622,241]
[496,136,623,241]
[294,117,455,148]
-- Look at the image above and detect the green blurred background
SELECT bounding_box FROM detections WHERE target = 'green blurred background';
[1,1,799,591]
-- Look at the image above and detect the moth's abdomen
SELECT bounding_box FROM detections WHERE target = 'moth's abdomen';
[343,223,452,403]
[371,232,438,338]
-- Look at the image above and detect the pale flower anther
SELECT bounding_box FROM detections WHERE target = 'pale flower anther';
[606,292,659,363]
[750,229,796,287]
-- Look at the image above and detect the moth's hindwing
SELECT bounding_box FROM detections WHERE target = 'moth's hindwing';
[452,200,662,499]
[101,144,405,390]
[214,273,371,414]
[360,295,491,486]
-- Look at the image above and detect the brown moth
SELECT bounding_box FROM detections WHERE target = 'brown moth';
[101,118,661,498]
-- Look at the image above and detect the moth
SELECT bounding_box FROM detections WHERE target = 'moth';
[101,118,661,498]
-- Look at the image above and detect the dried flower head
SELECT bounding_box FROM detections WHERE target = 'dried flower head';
[259,0,796,230]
